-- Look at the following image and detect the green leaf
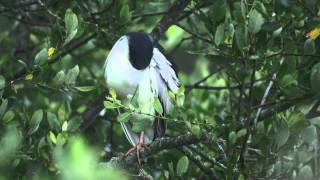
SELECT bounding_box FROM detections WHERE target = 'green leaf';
[62,121,68,132]
[304,39,315,55]
[64,9,78,45]
[176,94,185,107]
[215,24,225,46]
[248,10,265,34]
[132,118,152,133]
[288,112,306,131]
[56,133,67,146]
[297,150,313,164]
[58,104,69,122]
[164,170,169,179]
[176,156,189,176]
[279,73,298,87]
[233,1,246,23]
[117,112,131,123]
[236,129,247,138]
[275,127,290,147]
[272,27,283,37]
[254,1,268,16]
[37,137,46,153]
[28,109,43,135]
[301,125,317,144]
[67,116,82,131]
[185,121,191,129]
[47,112,60,131]
[310,117,320,127]
[168,162,175,176]
[3,110,15,123]
[191,125,201,137]
[104,101,120,109]
[176,86,185,107]
[168,91,175,101]
[75,86,96,92]
[311,63,320,92]
[109,88,117,99]
[165,25,185,50]
[17,59,28,69]
[235,24,248,52]
[305,0,317,10]
[238,173,245,180]
[65,65,80,85]
[49,131,57,144]
[282,85,305,97]
[119,4,130,22]
[34,48,48,65]
[0,75,5,89]
[0,99,8,118]
[298,165,313,180]
[153,98,163,115]
[53,70,65,86]
[228,131,237,145]
[0,127,21,163]
[177,86,185,95]
[210,0,226,23]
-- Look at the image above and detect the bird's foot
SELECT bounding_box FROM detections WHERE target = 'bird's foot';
[125,142,149,164]
[124,131,150,164]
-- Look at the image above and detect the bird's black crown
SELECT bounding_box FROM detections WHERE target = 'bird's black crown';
[127,32,154,70]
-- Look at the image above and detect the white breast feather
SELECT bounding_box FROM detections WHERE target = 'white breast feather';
[104,36,144,98]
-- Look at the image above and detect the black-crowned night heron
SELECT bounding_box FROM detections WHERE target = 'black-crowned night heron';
[104,32,178,162]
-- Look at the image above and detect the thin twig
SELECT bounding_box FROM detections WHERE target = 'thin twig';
[185,66,225,93]
[253,57,284,126]
[37,0,63,21]
[185,84,246,91]
[175,23,212,43]
[151,0,192,40]
[132,11,168,18]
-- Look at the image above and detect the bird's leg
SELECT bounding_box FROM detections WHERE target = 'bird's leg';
[125,131,149,164]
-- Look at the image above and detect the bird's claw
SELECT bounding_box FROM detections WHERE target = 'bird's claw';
[125,142,148,164]
[124,131,150,164]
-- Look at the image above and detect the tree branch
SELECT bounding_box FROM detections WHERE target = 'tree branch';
[108,133,209,172]
[151,0,192,40]
[253,57,284,125]
[188,144,226,169]
[237,93,315,129]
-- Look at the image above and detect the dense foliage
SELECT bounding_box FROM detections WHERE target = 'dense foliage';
[1,0,320,179]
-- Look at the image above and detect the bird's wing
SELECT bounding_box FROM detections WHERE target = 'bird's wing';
[149,47,179,139]
[151,47,179,113]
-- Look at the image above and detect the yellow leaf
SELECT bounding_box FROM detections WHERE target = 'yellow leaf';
[25,74,33,80]
[307,27,320,40]
[48,47,56,59]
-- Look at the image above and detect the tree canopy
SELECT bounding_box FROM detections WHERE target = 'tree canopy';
[1,0,320,179]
